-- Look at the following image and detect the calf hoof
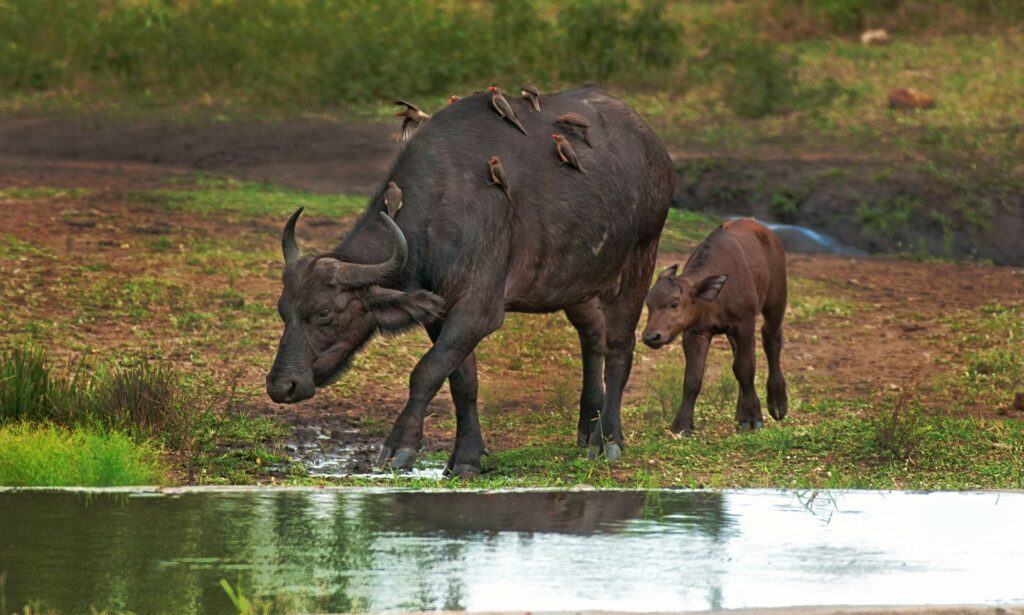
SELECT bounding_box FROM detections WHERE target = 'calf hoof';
[769,402,788,421]
[604,443,622,462]
[445,463,482,479]
[387,447,419,471]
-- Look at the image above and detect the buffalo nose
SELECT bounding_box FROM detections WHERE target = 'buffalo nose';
[642,331,662,347]
[267,377,298,403]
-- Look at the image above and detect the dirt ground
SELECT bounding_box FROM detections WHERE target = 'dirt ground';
[2,116,1023,474]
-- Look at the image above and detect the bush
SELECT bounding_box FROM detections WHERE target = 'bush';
[866,389,927,463]
[721,37,799,118]
[0,345,193,442]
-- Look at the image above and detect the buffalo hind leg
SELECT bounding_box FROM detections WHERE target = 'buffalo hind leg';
[762,306,788,421]
[378,303,502,471]
[728,323,764,431]
[565,300,606,447]
[589,240,659,461]
[425,322,486,476]
[673,330,712,435]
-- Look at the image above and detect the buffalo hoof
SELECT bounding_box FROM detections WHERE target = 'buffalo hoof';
[389,447,418,470]
[375,446,393,467]
[587,444,602,460]
[604,443,622,462]
[737,420,765,432]
[768,402,788,421]
[577,430,589,448]
[445,463,482,479]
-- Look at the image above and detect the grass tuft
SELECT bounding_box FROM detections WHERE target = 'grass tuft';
[0,422,165,486]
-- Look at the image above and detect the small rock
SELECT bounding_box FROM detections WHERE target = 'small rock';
[1014,392,1024,412]
[889,88,936,110]
[900,323,926,333]
[861,29,891,45]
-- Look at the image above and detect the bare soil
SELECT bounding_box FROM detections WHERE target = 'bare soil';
[3,115,1023,474]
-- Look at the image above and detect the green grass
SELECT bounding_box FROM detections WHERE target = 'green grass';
[0,422,165,486]
[3,181,1022,489]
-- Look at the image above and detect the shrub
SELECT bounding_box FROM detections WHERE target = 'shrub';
[866,391,927,463]
[0,345,195,442]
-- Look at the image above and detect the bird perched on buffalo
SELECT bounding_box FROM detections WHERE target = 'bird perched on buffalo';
[487,156,512,201]
[383,181,403,218]
[521,82,541,112]
[552,134,585,173]
[487,85,527,134]
[448,95,461,104]
[394,100,430,142]
[555,112,592,147]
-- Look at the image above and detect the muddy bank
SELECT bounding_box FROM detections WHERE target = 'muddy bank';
[672,154,1023,265]
[2,113,1020,264]
[0,114,398,194]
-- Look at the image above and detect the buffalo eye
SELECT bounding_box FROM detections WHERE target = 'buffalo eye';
[670,301,680,309]
[314,308,333,325]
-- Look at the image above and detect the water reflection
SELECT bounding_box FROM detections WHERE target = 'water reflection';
[1,489,1022,613]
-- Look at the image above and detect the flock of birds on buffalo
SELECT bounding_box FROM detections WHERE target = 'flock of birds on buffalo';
[389,83,590,210]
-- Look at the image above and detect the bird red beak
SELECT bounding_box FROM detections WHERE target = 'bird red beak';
[488,86,497,92]
[395,112,403,116]
[551,134,559,139]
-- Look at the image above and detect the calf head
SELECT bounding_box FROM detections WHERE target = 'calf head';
[266,209,444,403]
[642,265,728,349]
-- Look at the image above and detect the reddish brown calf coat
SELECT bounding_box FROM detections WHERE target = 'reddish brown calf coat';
[642,218,788,433]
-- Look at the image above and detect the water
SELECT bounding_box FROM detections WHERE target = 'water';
[2,489,1022,613]
[721,216,867,256]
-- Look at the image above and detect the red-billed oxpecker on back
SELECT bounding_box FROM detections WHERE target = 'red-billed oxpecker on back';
[642,218,788,434]
[266,86,674,475]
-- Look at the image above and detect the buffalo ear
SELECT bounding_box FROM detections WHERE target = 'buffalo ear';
[365,287,445,332]
[657,264,680,280]
[693,274,728,302]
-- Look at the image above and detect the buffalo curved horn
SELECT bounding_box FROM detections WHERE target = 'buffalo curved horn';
[332,212,408,288]
[282,207,304,264]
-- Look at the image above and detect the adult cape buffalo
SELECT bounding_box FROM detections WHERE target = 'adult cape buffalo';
[266,85,674,474]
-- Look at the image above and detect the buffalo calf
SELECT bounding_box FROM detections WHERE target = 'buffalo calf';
[642,218,788,434]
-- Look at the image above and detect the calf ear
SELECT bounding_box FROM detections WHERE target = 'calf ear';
[657,264,680,279]
[365,287,445,332]
[694,274,728,302]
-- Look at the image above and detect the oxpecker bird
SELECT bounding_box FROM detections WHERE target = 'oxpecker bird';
[521,82,541,112]
[448,95,461,104]
[383,181,403,218]
[487,156,512,201]
[555,112,592,147]
[487,86,527,134]
[394,100,430,142]
[552,134,585,174]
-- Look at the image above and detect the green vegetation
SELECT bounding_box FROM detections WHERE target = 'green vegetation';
[2,176,1021,489]
[0,423,164,486]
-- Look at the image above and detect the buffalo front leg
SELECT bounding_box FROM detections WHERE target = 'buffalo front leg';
[728,323,764,431]
[565,300,606,447]
[378,306,502,471]
[672,330,711,435]
[426,321,486,476]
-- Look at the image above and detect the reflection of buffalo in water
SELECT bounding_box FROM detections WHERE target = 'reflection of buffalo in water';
[384,491,647,535]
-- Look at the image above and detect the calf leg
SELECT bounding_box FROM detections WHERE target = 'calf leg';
[565,300,606,447]
[426,322,486,476]
[378,303,502,470]
[672,330,712,435]
[762,313,788,421]
[728,323,764,431]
